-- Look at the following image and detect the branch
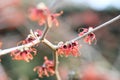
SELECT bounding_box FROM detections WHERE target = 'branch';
[41,21,50,40]
[0,37,58,56]
[67,15,120,43]
[0,37,41,56]
[42,39,57,50]
[54,51,61,80]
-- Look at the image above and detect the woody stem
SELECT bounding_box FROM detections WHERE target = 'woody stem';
[41,21,50,40]
[54,51,61,80]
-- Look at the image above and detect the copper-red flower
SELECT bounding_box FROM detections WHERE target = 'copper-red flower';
[10,47,37,62]
[29,2,63,27]
[57,41,80,57]
[47,11,63,27]
[84,32,96,45]
[78,27,96,45]
[29,3,49,26]
[34,56,55,77]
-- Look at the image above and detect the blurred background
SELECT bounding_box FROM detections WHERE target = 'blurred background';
[0,0,120,80]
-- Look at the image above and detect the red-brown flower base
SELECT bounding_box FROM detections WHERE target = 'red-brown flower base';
[18,29,42,45]
[57,41,80,57]
[79,27,96,45]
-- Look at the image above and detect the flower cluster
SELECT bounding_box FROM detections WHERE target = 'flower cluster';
[10,47,37,62]
[10,29,43,62]
[29,2,63,27]
[79,27,96,45]
[34,56,55,77]
[57,41,80,57]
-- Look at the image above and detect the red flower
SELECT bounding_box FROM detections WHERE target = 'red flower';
[57,41,80,57]
[84,32,96,45]
[34,56,55,77]
[29,3,49,26]
[78,27,96,45]
[29,2,63,27]
[10,47,37,62]
[47,11,63,27]
[29,8,48,26]
[11,29,42,62]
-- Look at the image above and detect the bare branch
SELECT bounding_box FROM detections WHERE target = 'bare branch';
[54,51,61,80]
[0,37,40,56]
[0,37,58,56]
[42,39,57,50]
